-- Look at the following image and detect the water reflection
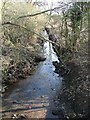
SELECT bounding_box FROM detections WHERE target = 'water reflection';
[44,41,59,62]
[2,34,62,119]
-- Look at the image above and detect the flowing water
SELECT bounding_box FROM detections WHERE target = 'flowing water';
[2,32,62,119]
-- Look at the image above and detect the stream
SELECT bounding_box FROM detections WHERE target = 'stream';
[2,32,63,119]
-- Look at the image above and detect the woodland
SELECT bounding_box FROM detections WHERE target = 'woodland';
[1,0,90,119]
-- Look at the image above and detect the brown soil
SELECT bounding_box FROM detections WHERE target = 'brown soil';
[53,42,89,119]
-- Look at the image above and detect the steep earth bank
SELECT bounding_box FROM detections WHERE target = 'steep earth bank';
[53,43,89,120]
[45,27,89,119]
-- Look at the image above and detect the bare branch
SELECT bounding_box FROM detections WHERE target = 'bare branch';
[17,2,72,19]
[2,22,59,46]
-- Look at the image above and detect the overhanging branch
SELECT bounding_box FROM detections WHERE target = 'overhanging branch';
[17,2,72,19]
[2,22,59,46]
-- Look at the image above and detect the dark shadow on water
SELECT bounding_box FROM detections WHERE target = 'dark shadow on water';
[2,40,62,119]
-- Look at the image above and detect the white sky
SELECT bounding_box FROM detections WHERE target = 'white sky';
[1,0,89,3]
